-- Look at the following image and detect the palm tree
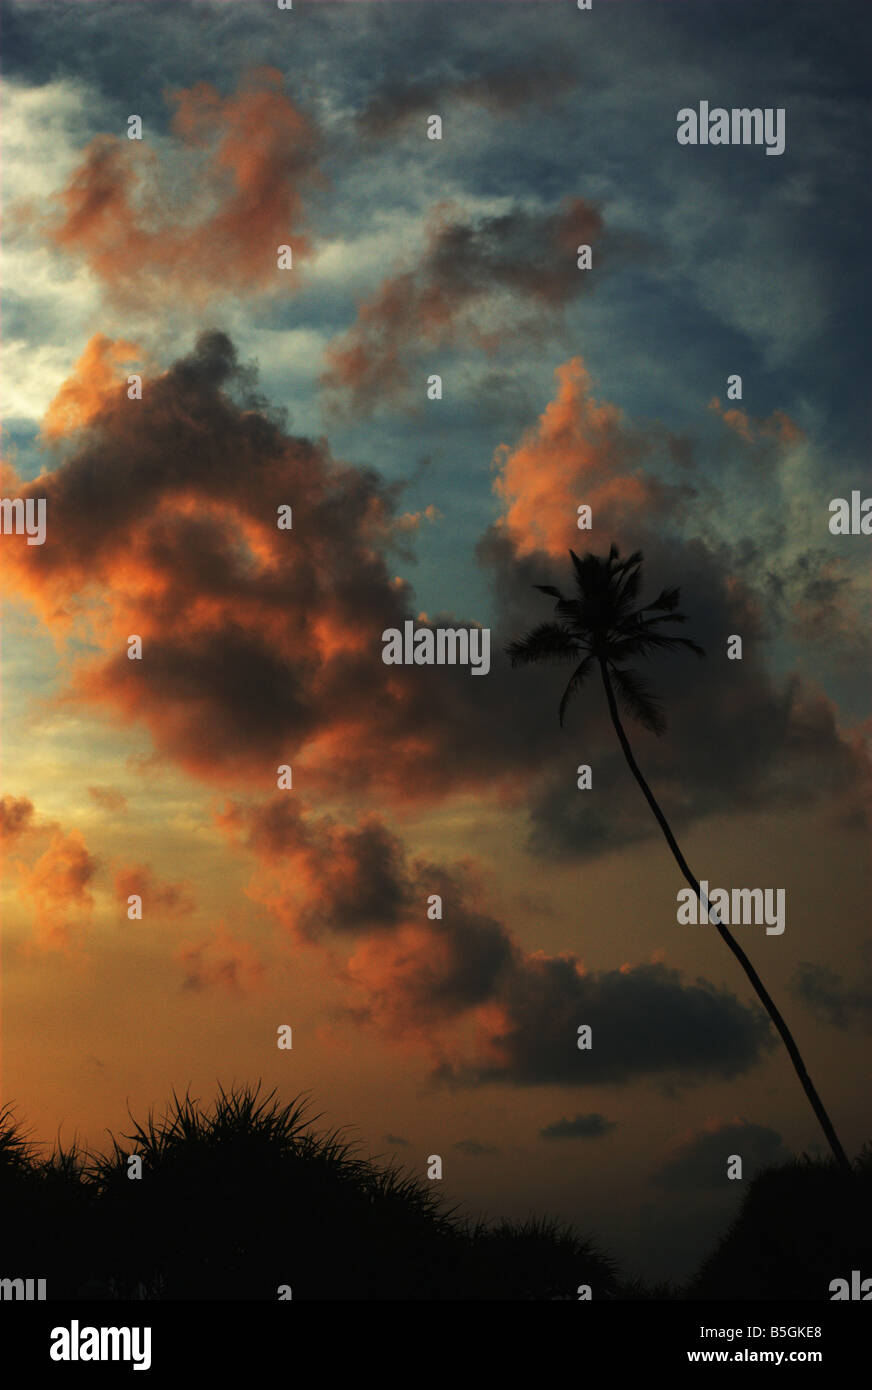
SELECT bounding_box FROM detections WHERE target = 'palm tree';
[506,543,851,1176]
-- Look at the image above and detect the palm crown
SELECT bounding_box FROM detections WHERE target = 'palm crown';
[505,543,705,733]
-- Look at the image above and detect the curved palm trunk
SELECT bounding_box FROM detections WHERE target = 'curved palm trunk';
[598,659,852,1176]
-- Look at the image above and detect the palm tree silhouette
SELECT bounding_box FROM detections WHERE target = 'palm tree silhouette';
[506,543,851,1175]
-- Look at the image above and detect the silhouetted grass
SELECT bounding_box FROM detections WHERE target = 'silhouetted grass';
[687,1148,872,1300]
[1,1084,615,1299]
[2,1088,868,1300]
[459,1215,620,1300]
[0,1103,95,1298]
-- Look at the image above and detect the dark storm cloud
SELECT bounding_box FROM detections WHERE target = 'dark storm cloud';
[436,959,775,1089]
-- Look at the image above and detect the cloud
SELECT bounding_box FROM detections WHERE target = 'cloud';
[383,1133,411,1148]
[435,958,775,1090]
[176,923,265,995]
[791,955,872,1030]
[357,65,574,137]
[16,827,98,950]
[767,552,871,677]
[218,798,414,939]
[539,1113,617,1141]
[87,786,128,813]
[652,1119,791,1190]
[41,334,140,441]
[345,900,515,1040]
[489,356,675,562]
[454,1138,499,1156]
[35,68,321,306]
[343,861,773,1090]
[114,864,195,918]
[0,795,35,843]
[322,200,612,416]
[217,794,773,1089]
[4,330,429,786]
[4,330,554,804]
[708,396,804,448]
[481,358,872,856]
[6,332,864,889]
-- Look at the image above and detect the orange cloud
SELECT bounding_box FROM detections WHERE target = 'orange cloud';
[41,335,140,441]
[176,923,265,995]
[114,864,195,918]
[3,332,535,802]
[491,357,667,560]
[0,795,35,843]
[41,68,320,305]
[17,828,98,951]
[708,396,804,447]
[217,797,416,943]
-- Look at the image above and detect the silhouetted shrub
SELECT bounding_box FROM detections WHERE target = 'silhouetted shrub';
[687,1148,872,1300]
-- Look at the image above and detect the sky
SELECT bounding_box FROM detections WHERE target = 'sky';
[1,0,870,1287]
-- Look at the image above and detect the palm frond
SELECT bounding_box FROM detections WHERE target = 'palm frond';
[637,612,690,627]
[569,548,605,601]
[504,623,581,667]
[608,663,667,735]
[672,635,705,657]
[641,586,680,613]
[609,631,705,660]
[638,633,705,658]
[555,597,585,623]
[613,560,643,611]
[558,656,594,727]
[613,549,643,576]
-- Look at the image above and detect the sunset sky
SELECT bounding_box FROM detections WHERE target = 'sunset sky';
[1,0,870,1286]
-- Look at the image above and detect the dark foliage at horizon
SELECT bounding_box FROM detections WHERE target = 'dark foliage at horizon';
[1,1085,869,1301]
[688,1146,872,1301]
[0,1085,619,1301]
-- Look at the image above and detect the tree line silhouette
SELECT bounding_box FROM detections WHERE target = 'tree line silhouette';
[1,1084,868,1300]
